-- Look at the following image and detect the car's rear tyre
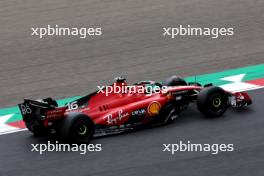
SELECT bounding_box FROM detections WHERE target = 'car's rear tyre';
[197,86,229,117]
[58,113,94,143]
[163,75,187,86]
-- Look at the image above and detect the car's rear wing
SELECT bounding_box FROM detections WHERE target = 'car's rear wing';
[18,99,56,122]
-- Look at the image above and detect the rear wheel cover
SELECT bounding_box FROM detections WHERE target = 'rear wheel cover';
[70,117,94,143]
[76,123,88,136]
[58,114,94,143]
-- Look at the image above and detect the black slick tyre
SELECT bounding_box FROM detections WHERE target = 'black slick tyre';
[197,86,229,117]
[163,75,187,86]
[58,113,94,143]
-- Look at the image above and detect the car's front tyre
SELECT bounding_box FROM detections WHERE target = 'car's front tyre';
[197,86,229,117]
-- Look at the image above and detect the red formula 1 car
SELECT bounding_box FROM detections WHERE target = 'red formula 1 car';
[18,76,252,143]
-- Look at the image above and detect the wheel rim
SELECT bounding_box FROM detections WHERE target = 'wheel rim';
[77,123,88,136]
[212,97,222,108]
[209,94,226,113]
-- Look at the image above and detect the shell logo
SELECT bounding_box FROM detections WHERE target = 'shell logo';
[147,101,161,116]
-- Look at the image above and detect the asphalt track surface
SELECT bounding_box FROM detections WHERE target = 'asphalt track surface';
[0,0,264,175]
[0,89,263,176]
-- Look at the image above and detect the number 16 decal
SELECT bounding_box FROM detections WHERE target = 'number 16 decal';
[66,101,78,110]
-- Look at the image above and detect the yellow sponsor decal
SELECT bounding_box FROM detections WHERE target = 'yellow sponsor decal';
[148,101,161,116]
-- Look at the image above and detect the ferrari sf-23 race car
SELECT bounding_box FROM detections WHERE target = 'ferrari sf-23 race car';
[18,76,252,143]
